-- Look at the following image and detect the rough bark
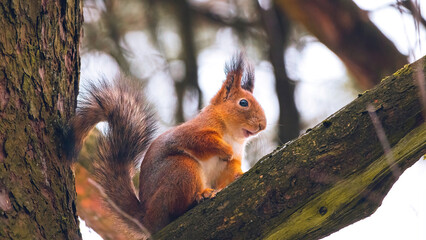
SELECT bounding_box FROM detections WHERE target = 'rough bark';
[0,0,82,239]
[275,0,408,90]
[154,57,426,239]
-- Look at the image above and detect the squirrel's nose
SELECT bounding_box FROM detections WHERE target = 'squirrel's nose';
[258,121,266,131]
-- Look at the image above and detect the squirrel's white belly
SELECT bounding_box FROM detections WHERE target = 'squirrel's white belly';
[223,134,245,159]
[198,156,227,189]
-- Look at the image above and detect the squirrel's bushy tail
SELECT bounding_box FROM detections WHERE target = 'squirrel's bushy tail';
[66,77,156,235]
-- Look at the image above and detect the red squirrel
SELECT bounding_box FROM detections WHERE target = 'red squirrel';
[66,53,266,235]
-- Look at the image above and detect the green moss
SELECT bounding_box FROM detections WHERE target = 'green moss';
[380,75,392,83]
[8,213,33,239]
[392,63,412,77]
[361,89,370,95]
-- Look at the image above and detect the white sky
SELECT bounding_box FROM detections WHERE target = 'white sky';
[80,0,426,239]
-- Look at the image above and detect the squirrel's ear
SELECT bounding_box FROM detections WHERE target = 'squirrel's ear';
[223,52,245,97]
[211,53,244,103]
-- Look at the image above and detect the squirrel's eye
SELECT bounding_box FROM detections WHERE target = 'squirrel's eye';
[239,99,249,107]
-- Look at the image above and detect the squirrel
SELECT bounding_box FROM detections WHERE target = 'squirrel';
[65,53,266,235]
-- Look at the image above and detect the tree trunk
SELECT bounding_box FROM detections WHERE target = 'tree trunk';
[259,4,301,144]
[154,56,425,239]
[173,0,202,123]
[0,1,82,239]
[275,0,408,90]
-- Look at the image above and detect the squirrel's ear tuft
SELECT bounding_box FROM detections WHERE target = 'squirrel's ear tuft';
[211,52,255,104]
[241,61,254,93]
[224,52,244,78]
[223,52,245,99]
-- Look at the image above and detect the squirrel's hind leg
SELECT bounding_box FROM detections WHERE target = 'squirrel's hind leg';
[142,155,205,232]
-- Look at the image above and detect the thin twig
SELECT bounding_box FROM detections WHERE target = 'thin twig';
[413,61,426,118]
[367,104,402,178]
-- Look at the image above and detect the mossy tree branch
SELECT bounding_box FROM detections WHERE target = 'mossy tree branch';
[154,57,426,239]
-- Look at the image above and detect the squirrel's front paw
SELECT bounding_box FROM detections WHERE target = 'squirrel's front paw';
[218,145,233,162]
[196,188,219,203]
[219,152,233,162]
[219,155,232,162]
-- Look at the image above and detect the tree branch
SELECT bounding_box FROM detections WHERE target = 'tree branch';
[154,56,426,239]
[188,3,257,29]
[275,0,408,90]
[258,4,300,144]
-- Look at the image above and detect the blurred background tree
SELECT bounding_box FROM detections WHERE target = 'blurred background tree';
[75,0,425,239]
